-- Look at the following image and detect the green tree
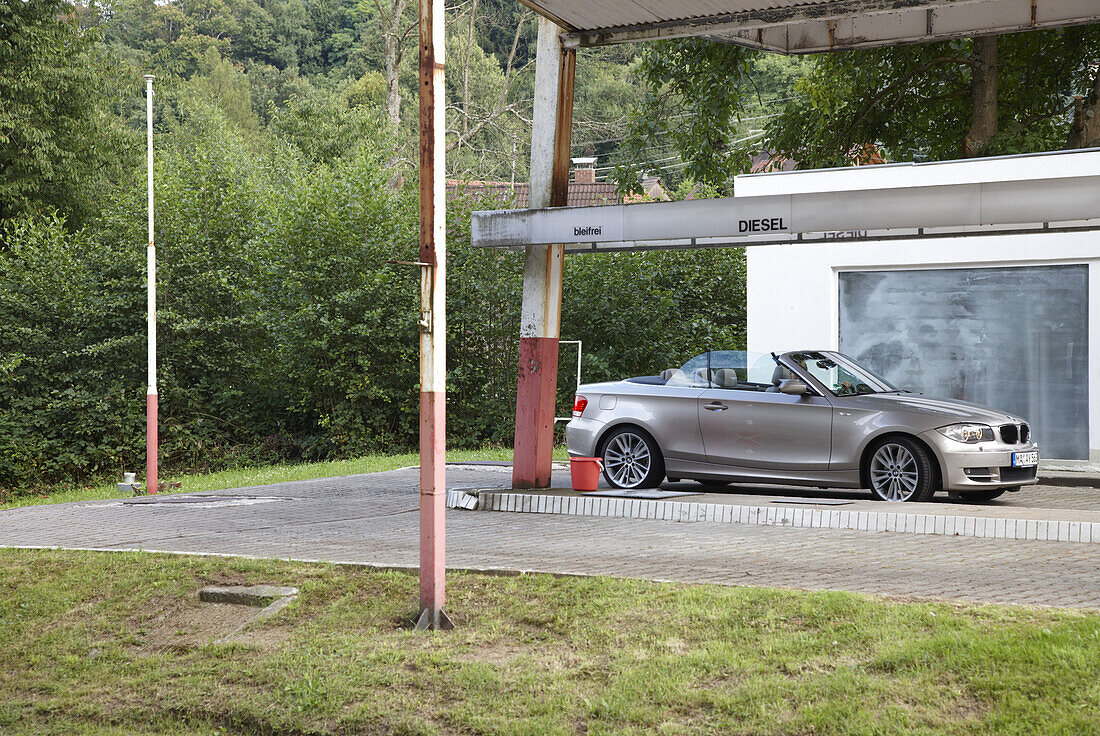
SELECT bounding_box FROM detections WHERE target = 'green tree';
[766,27,1100,167]
[270,88,382,163]
[185,46,259,129]
[446,8,534,181]
[272,0,314,71]
[612,39,753,192]
[616,26,1100,184]
[0,0,135,226]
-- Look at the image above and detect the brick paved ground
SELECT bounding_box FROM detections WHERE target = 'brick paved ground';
[1,466,1098,608]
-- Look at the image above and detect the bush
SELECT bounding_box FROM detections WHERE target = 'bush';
[0,102,747,495]
[0,215,145,487]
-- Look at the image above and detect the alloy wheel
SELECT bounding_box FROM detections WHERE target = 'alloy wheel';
[869,442,920,501]
[603,431,653,488]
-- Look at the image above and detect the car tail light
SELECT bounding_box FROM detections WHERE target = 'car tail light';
[572,395,588,418]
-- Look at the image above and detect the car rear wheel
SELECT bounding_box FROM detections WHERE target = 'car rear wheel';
[600,427,664,489]
[958,488,1010,502]
[866,437,935,502]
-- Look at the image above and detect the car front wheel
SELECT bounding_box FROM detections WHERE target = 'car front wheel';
[600,427,665,489]
[866,437,936,502]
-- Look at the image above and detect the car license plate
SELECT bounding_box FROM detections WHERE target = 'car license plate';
[1012,451,1039,467]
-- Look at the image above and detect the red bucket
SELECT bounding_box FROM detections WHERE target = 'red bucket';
[570,456,603,492]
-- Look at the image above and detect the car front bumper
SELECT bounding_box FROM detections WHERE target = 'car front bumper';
[919,430,1040,491]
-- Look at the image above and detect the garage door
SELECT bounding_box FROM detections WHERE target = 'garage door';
[839,265,1088,460]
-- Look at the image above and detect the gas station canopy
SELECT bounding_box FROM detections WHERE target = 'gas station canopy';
[519,0,1100,52]
[473,149,1100,253]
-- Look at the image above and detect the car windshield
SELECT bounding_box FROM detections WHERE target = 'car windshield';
[665,351,776,389]
[784,351,899,396]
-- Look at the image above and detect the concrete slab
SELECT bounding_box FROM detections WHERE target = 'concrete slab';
[199,585,298,606]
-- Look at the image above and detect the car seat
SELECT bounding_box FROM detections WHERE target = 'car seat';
[765,365,792,392]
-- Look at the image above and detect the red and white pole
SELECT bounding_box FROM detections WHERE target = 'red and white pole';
[415,0,451,630]
[144,74,158,496]
[513,19,574,489]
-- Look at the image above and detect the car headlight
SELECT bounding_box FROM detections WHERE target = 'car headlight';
[936,423,994,443]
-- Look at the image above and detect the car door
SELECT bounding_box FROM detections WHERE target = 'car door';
[697,386,834,471]
[638,384,710,464]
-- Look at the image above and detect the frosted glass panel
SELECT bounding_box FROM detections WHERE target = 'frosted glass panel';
[839,266,1088,459]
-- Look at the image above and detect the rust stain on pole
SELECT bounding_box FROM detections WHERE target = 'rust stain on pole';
[415,0,452,631]
[550,48,576,209]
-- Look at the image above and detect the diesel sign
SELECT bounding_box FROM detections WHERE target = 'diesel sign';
[739,217,786,233]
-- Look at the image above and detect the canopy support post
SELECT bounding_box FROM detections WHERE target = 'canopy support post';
[513,19,575,489]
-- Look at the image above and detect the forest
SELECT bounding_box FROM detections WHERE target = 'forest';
[2,0,1098,493]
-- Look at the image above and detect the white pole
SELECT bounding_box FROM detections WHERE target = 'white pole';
[144,74,158,495]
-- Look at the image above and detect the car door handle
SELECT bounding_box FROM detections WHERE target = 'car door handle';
[703,402,728,411]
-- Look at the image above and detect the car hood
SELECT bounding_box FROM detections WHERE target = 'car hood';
[842,393,1024,425]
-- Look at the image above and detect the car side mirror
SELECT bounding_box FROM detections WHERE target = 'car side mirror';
[779,379,809,396]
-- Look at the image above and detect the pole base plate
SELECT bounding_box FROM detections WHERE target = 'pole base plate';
[414,607,455,631]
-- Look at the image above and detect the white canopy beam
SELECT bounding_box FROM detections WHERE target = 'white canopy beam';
[472,166,1100,253]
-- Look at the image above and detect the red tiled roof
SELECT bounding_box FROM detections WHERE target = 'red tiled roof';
[749,144,886,173]
[561,182,621,207]
[750,150,797,174]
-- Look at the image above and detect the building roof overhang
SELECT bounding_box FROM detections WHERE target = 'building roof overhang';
[517,0,1100,52]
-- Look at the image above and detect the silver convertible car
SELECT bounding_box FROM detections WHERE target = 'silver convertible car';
[565,350,1040,502]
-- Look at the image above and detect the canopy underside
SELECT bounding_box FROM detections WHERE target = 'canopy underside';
[515,0,1100,52]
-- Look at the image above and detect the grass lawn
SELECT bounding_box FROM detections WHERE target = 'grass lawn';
[1,447,568,511]
[0,550,1097,735]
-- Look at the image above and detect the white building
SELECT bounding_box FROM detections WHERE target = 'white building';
[744,149,1100,462]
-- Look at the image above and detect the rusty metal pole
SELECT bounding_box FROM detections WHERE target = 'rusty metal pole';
[415,0,452,631]
[513,19,575,489]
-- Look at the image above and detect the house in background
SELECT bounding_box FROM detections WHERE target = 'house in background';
[448,157,669,208]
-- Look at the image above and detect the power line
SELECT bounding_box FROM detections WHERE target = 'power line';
[592,130,767,174]
[572,109,787,150]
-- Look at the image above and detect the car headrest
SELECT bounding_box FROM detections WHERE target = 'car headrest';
[660,369,676,381]
[771,365,793,386]
[662,369,688,386]
[713,368,739,389]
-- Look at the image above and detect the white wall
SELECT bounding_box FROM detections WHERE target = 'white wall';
[738,150,1100,461]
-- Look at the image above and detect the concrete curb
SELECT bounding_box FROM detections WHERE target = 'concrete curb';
[0,544,595,583]
[1038,473,1100,489]
[465,491,1100,544]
